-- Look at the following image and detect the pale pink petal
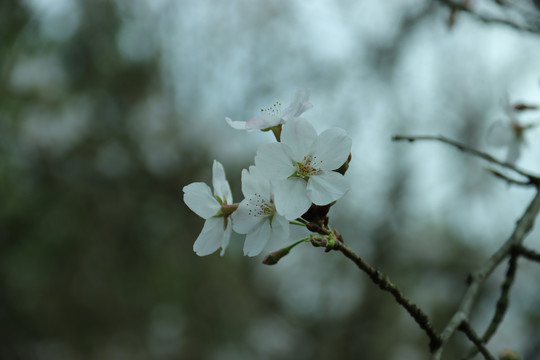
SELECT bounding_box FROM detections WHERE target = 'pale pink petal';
[245,113,280,129]
[193,217,228,256]
[244,221,271,257]
[280,118,317,160]
[183,182,220,218]
[225,117,248,130]
[307,171,349,205]
[212,160,232,203]
[274,178,311,220]
[282,88,313,121]
[315,128,352,170]
[255,143,295,179]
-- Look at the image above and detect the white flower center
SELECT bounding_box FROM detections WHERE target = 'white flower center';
[260,102,282,119]
[295,154,322,179]
[247,193,275,218]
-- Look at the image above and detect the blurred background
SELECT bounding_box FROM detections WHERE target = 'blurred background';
[2,0,540,359]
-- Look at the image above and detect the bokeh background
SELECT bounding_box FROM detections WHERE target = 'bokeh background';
[2,0,540,359]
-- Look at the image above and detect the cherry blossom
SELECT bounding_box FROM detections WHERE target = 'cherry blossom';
[183,160,235,256]
[231,165,290,256]
[487,95,535,164]
[225,89,313,131]
[255,118,351,219]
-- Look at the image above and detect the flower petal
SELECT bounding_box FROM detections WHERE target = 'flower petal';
[315,128,352,170]
[282,89,313,121]
[219,220,232,256]
[307,171,350,205]
[246,113,280,129]
[274,178,311,220]
[243,220,271,257]
[183,182,220,218]
[269,214,290,243]
[225,117,247,130]
[280,118,317,161]
[231,200,265,234]
[212,160,233,203]
[241,166,271,199]
[193,217,228,256]
[255,143,295,179]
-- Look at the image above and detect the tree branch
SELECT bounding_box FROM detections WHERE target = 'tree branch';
[513,244,540,263]
[485,168,536,187]
[392,134,540,183]
[391,133,540,358]
[431,188,540,359]
[458,321,496,360]
[436,0,540,34]
[466,253,519,359]
[333,241,442,351]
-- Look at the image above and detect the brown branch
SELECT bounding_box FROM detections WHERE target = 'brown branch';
[485,168,535,187]
[392,135,540,183]
[436,0,540,34]
[391,133,540,358]
[458,321,496,360]
[466,253,519,359]
[332,241,442,351]
[483,253,518,342]
[512,244,540,263]
[431,188,540,359]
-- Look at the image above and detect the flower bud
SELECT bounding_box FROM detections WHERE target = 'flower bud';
[513,103,538,111]
[499,349,521,360]
[262,247,291,265]
[310,235,328,248]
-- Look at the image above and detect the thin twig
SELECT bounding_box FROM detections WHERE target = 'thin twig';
[513,244,540,263]
[431,188,540,359]
[392,133,540,358]
[334,242,442,351]
[466,253,519,359]
[483,254,518,343]
[485,168,535,187]
[458,321,496,360]
[392,135,540,183]
[436,0,540,34]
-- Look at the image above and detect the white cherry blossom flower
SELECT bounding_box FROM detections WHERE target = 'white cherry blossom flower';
[183,160,234,256]
[487,95,535,164]
[255,118,351,219]
[225,89,313,130]
[231,165,290,257]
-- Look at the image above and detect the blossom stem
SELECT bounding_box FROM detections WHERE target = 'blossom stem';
[289,237,311,247]
[271,125,282,142]
[262,237,310,265]
[215,203,239,217]
[289,220,307,226]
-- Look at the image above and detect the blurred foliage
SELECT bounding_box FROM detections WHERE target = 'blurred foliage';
[0,1,220,359]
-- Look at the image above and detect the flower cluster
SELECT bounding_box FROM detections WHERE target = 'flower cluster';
[183,89,352,259]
